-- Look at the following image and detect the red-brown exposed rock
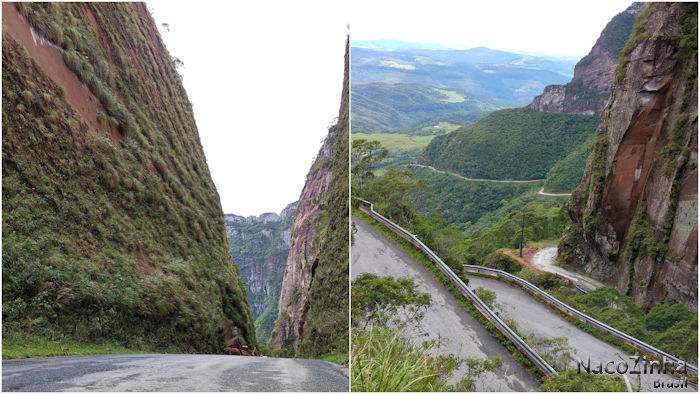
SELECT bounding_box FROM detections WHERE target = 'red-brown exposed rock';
[224,347,241,356]
[561,3,698,311]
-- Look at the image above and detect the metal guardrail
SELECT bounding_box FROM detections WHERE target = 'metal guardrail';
[462,264,699,376]
[356,198,557,377]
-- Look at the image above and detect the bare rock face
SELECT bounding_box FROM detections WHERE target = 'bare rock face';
[561,3,698,311]
[269,39,349,357]
[267,160,333,354]
[529,3,643,115]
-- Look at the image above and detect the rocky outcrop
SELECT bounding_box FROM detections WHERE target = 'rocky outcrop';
[529,3,643,115]
[224,203,296,343]
[560,3,698,311]
[269,38,349,358]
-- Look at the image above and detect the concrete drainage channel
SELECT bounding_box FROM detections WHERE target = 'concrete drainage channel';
[356,198,698,383]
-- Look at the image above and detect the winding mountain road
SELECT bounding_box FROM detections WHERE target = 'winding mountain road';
[466,274,694,392]
[351,218,539,391]
[2,354,348,391]
[408,164,572,196]
[531,246,604,292]
[409,164,544,184]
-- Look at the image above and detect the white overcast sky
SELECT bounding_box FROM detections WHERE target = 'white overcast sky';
[350,0,635,57]
[147,0,632,216]
[148,1,348,217]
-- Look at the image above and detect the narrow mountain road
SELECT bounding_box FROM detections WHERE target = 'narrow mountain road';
[537,187,571,197]
[352,217,539,391]
[466,275,694,392]
[408,165,572,197]
[408,164,544,183]
[2,354,348,391]
[531,246,604,292]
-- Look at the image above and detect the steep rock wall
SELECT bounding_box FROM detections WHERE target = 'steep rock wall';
[2,3,256,351]
[269,39,349,358]
[529,3,643,115]
[560,3,698,311]
[224,202,295,343]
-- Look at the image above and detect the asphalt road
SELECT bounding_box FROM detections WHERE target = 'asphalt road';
[531,246,604,292]
[2,354,348,391]
[467,275,694,392]
[351,218,539,392]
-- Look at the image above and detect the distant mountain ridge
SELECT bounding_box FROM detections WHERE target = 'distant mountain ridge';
[351,44,578,134]
[352,39,451,51]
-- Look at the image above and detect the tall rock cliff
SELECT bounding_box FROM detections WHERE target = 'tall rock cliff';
[224,202,296,344]
[269,39,349,358]
[2,3,256,351]
[529,3,643,115]
[560,3,698,312]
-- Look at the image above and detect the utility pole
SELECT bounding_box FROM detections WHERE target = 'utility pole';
[519,210,525,257]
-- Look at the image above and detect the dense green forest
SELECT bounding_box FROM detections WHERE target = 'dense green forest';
[422,108,598,180]
[409,166,541,229]
[351,82,495,133]
[543,136,594,193]
[2,3,255,354]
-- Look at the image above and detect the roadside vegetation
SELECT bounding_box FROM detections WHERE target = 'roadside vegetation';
[352,138,698,373]
[351,273,502,391]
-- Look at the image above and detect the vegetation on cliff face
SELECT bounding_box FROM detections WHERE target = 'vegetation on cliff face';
[269,39,349,361]
[224,204,295,345]
[295,44,350,360]
[422,108,598,181]
[561,2,698,312]
[2,3,255,354]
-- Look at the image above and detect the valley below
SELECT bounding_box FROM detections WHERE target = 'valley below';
[350,2,697,391]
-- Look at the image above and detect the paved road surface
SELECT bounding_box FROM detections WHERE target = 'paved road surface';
[2,354,348,391]
[352,218,539,391]
[531,246,604,292]
[409,164,544,183]
[537,187,571,197]
[467,275,694,392]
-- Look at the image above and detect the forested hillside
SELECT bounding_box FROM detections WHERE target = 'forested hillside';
[421,108,598,180]
[2,3,255,354]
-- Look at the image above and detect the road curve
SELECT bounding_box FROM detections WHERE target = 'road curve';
[537,187,572,197]
[352,217,540,391]
[531,246,604,292]
[2,354,348,391]
[466,275,694,392]
[408,164,544,183]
